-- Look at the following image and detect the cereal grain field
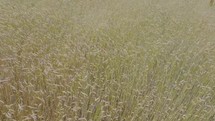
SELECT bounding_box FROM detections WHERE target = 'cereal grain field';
[0,0,215,121]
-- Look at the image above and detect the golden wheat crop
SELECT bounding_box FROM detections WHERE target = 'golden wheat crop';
[0,0,215,121]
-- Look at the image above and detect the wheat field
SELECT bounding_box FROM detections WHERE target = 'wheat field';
[0,0,215,121]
